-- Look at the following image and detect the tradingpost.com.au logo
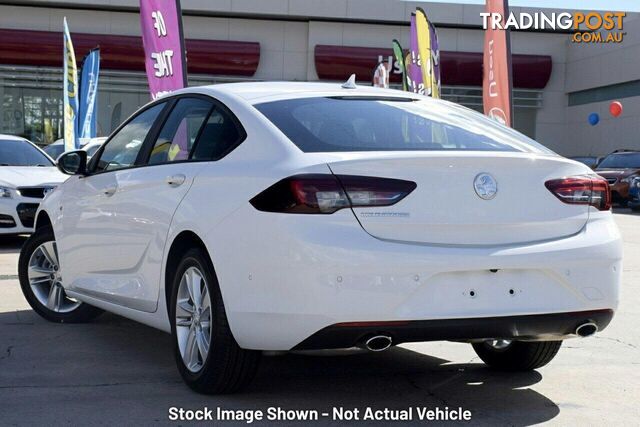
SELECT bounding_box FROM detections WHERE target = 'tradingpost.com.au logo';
[480,11,626,43]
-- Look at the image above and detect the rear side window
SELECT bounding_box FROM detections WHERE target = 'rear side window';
[255,97,552,154]
[191,107,244,161]
[148,98,212,165]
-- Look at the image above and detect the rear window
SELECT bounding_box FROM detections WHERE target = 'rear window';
[597,153,640,169]
[255,97,553,154]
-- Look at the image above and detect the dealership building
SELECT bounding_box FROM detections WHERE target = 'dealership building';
[0,0,639,157]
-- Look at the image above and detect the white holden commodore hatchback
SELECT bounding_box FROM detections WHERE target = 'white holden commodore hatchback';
[19,82,621,394]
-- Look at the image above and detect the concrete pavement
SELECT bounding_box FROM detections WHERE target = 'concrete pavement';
[0,213,638,426]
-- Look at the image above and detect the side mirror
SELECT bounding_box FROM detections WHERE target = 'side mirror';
[57,150,88,176]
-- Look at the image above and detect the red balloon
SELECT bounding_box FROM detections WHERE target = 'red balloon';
[610,101,623,117]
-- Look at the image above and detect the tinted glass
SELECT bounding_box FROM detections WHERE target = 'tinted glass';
[148,98,212,165]
[0,139,53,166]
[192,107,243,160]
[94,103,165,173]
[256,97,553,154]
[43,144,65,160]
[597,153,640,169]
[85,145,100,157]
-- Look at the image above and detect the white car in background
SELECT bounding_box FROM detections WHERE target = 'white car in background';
[18,82,622,394]
[0,135,67,235]
[43,137,107,161]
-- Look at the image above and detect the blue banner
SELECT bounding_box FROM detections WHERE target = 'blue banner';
[63,17,79,151]
[78,48,100,139]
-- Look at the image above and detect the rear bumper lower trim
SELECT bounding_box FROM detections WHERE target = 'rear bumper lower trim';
[293,309,614,350]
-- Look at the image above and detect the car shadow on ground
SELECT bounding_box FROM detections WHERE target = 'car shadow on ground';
[0,234,27,253]
[0,309,560,426]
[613,207,640,216]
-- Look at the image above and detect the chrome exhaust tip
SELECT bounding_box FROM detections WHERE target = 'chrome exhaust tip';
[575,322,598,337]
[364,335,392,352]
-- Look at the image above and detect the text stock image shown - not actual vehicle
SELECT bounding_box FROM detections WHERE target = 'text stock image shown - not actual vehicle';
[18,82,621,394]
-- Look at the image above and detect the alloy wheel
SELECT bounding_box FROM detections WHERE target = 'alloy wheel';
[27,241,80,313]
[175,266,212,373]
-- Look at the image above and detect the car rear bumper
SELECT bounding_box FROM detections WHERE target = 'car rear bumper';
[210,209,622,351]
[293,309,615,350]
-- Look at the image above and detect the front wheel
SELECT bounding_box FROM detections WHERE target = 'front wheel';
[472,340,562,371]
[170,248,261,394]
[18,226,103,323]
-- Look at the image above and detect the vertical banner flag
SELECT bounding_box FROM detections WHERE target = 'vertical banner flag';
[139,0,188,99]
[483,0,513,127]
[63,17,79,151]
[392,39,408,91]
[429,23,441,99]
[408,14,423,94]
[415,8,432,97]
[78,48,100,139]
[372,62,390,88]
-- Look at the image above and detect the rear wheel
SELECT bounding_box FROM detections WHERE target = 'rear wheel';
[472,340,562,371]
[170,248,260,394]
[18,226,103,323]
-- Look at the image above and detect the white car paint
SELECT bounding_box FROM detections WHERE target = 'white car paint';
[36,83,622,350]
[0,135,67,234]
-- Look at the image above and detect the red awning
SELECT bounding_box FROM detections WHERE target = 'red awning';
[314,45,552,89]
[0,29,260,76]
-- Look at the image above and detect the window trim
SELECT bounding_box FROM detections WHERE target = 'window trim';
[87,92,248,175]
[139,95,214,167]
[138,93,248,167]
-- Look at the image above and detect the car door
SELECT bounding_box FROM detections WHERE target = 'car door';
[58,102,168,311]
[103,96,214,312]
[59,97,215,312]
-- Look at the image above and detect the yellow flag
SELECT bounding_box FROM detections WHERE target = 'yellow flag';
[415,8,432,97]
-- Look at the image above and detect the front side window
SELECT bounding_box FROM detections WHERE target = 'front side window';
[94,103,165,173]
[148,98,212,165]
[0,139,54,166]
[255,97,553,154]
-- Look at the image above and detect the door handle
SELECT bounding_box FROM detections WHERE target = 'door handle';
[103,186,117,196]
[166,174,186,187]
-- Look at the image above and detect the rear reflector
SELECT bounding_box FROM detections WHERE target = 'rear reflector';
[545,176,611,211]
[250,174,416,214]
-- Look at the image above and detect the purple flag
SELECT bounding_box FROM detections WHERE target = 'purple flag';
[140,0,187,100]
[429,22,441,98]
[408,14,424,95]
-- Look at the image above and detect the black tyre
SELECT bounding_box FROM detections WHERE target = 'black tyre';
[170,247,261,394]
[18,226,103,323]
[472,339,562,371]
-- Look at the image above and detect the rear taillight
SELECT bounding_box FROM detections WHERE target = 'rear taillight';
[250,174,417,214]
[545,176,611,211]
